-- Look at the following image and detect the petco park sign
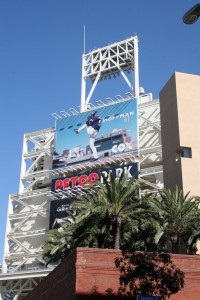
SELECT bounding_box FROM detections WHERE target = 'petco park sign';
[51,163,138,192]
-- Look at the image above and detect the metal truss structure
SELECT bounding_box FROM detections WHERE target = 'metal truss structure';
[0,270,51,300]
[138,95,163,190]
[0,93,163,299]
[0,36,163,299]
[81,36,139,111]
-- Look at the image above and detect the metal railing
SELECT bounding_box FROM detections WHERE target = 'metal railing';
[0,264,55,276]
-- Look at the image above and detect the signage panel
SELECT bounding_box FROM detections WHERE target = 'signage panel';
[50,163,138,229]
[49,198,75,229]
[137,296,160,300]
[53,98,138,169]
[51,163,138,192]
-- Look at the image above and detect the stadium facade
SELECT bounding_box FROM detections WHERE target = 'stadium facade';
[1,35,199,299]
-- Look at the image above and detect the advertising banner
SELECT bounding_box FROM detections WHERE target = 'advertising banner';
[49,198,75,229]
[53,98,138,169]
[51,163,138,192]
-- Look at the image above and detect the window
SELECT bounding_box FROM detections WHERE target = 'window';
[178,147,192,158]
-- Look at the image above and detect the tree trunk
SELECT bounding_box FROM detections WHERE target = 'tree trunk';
[97,234,106,249]
[171,234,179,254]
[113,216,121,249]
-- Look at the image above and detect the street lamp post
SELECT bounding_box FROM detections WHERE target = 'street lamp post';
[183,3,200,24]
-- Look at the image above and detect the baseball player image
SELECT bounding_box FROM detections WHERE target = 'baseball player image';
[74,111,102,161]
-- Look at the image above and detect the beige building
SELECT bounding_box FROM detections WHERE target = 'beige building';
[160,72,200,196]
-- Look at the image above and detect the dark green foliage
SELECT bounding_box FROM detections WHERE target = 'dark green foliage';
[71,171,144,249]
[115,252,185,300]
[41,177,200,265]
[150,186,200,253]
[42,229,73,265]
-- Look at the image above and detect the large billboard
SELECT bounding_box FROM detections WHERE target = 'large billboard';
[50,163,139,229]
[53,98,138,169]
[51,163,138,193]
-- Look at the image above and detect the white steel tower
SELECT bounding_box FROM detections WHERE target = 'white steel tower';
[0,36,163,299]
[80,35,139,112]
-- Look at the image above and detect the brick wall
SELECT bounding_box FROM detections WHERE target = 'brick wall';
[24,248,200,300]
[24,249,77,300]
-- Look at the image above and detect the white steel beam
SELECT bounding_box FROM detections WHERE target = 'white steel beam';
[81,36,138,112]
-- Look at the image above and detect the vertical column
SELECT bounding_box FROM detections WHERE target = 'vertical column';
[134,35,140,194]
[2,194,13,272]
[81,54,87,112]
[19,134,27,193]
[133,35,139,99]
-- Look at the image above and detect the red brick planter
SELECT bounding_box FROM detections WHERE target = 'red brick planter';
[25,248,200,300]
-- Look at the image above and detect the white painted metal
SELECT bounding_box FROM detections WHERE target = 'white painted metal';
[80,36,139,112]
[133,35,139,99]
[139,98,163,190]
[0,272,50,300]
[19,136,27,194]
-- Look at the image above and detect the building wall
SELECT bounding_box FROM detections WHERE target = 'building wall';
[24,250,77,300]
[24,248,200,300]
[160,72,200,196]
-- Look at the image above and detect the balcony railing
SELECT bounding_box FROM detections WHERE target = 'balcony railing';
[0,264,55,276]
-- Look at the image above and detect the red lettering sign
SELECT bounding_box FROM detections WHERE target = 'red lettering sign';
[63,178,70,190]
[70,176,79,189]
[88,173,99,185]
[54,173,100,191]
[55,180,63,191]
[78,175,88,187]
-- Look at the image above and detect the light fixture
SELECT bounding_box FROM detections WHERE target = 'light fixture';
[183,3,200,24]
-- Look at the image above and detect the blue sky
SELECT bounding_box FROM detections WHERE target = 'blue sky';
[0,0,199,263]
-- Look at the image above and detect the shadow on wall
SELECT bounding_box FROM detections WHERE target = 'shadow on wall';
[76,296,129,300]
[76,286,135,299]
[76,292,131,300]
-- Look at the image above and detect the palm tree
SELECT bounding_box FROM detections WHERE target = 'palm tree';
[73,171,149,249]
[41,228,73,265]
[41,193,112,265]
[41,209,78,265]
[150,186,200,253]
[42,172,166,264]
[72,211,112,248]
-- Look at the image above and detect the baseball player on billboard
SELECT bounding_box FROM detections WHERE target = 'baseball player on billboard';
[74,111,102,161]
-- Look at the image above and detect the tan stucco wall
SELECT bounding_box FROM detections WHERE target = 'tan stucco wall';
[159,73,183,191]
[160,72,200,196]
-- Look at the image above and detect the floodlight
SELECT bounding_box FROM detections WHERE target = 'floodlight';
[183,3,200,24]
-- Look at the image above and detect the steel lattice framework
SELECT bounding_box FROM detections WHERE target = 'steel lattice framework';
[0,95,163,299]
[0,36,163,299]
[81,36,139,111]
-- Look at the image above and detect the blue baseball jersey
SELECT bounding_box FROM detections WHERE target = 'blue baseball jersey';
[86,115,102,131]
